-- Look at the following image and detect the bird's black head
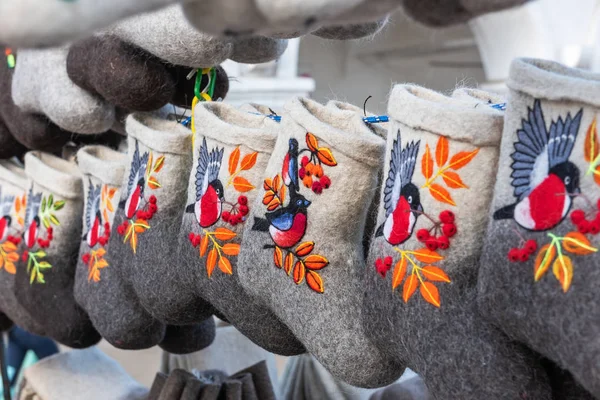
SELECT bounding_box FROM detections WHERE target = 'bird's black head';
[289,192,311,212]
[401,183,423,213]
[3,215,11,227]
[137,177,146,193]
[288,138,299,156]
[34,216,40,227]
[210,179,225,200]
[550,161,581,195]
[96,210,102,221]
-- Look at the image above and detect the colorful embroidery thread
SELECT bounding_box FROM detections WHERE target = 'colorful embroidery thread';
[0,189,25,275]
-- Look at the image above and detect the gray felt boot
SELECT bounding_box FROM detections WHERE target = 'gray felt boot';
[238,97,404,387]
[362,84,552,399]
[478,58,600,398]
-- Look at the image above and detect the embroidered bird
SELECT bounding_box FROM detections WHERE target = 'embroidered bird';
[253,191,311,249]
[0,189,14,243]
[494,99,582,231]
[83,181,103,248]
[282,138,300,193]
[120,141,149,220]
[375,129,422,245]
[186,138,225,228]
[23,189,41,249]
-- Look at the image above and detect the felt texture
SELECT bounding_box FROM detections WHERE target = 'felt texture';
[238,97,404,387]
[181,378,204,400]
[542,359,596,400]
[369,376,430,400]
[0,0,176,48]
[0,120,27,160]
[14,152,100,348]
[148,373,168,400]
[477,58,600,398]
[312,17,389,40]
[170,102,305,356]
[229,37,289,65]
[159,319,216,355]
[158,369,194,400]
[363,85,552,399]
[451,87,506,105]
[12,47,115,134]
[318,0,401,26]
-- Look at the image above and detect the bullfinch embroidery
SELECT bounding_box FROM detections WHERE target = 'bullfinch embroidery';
[121,141,149,220]
[0,189,14,244]
[254,133,336,294]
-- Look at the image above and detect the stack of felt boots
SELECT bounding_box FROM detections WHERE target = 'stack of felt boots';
[478,58,600,398]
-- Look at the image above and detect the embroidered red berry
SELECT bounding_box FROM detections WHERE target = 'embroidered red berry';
[312,181,323,194]
[301,156,309,167]
[149,195,157,204]
[590,220,600,235]
[375,258,391,278]
[148,204,158,214]
[518,249,530,262]
[7,236,20,245]
[442,223,457,238]
[417,229,430,242]
[188,233,195,243]
[426,238,439,251]
[21,251,28,262]
[439,210,455,224]
[320,175,331,189]
[571,209,586,225]
[239,205,249,216]
[222,211,230,222]
[117,225,126,235]
[524,240,538,254]
[437,236,450,250]
[299,168,306,180]
[507,248,520,262]
[47,227,53,235]
[238,196,248,206]
[82,254,91,264]
[104,222,110,231]
[578,221,591,234]
[384,256,393,266]
[98,237,107,246]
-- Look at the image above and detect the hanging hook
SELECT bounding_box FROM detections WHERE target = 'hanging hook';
[363,95,373,117]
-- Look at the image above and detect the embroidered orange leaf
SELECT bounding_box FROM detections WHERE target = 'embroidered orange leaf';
[241,152,258,171]
[552,254,573,293]
[306,270,324,293]
[284,252,294,275]
[95,258,108,269]
[295,242,315,257]
[108,188,117,198]
[317,148,338,167]
[563,232,597,255]
[233,177,255,193]
[153,155,166,173]
[306,133,319,152]
[0,257,4,270]
[402,273,418,303]
[200,235,209,257]
[219,256,233,275]
[263,178,273,191]
[595,165,600,186]
[273,175,281,191]
[435,136,449,167]
[222,243,241,256]
[2,242,16,253]
[14,197,21,213]
[304,255,329,270]
[207,248,217,278]
[392,256,407,290]
[92,269,101,282]
[229,146,241,175]
[584,117,599,162]
[280,185,287,204]
[148,176,161,189]
[421,144,433,180]
[293,261,305,285]
[413,249,443,264]
[442,171,468,189]
[263,191,275,205]
[131,232,138,253]
[96,248,106,258]
[267,199,281,211]
[420,282,441,307]
[4,262,15,275]
[214,228,236,241]
[534,244,556,281]
[5,252,18,263]
[146,152,153,177]
[274,247,283,268]
[429,184,456,206]
[421,266,451,283]
[449,149,479,170]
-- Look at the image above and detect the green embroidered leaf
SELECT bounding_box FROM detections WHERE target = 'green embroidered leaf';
[41,197,46,213]
[50,214,60,226]
[48,194,53,208]
[54,200,65,211]
[30,270,35,284]
[34,251,46,258]
[38,261,52,270]
[42,217,50,229]
[37,272,45,284]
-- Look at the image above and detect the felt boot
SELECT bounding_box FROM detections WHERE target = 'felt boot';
[315,0,401,27]
[478,58,600,397]
[173,102,305,356]
[0,121,27,159]
[159,319,216,355]
[238,97,404,387]
[312,18,389,40]
[362,84,552,399]
[14,151,100,348]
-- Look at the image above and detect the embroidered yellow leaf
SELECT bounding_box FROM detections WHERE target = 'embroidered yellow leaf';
[146,152,153,177]
[392,256,407,290]
[449,149,479,170]
[95,258,108,269]
[306,270,324,293]
[442,171,468,189]
[222,243,241,256]
[306,133,319,152]
[421,144,433,180]
[214,228,236,241]
[563,232,597,255]
[304,254,329,271]
[295,242,315,257]
[200,235,209,257]
[317,148,338,167]
[435,136,449,167]
[107,200,114,213]
[293,261,305,285]
[153,155,166,173]
[241,152,258,171]
[284,252,294,275]
[403,273,418,303]
[93,269,101,282]
[413,248,443,264]
[233,177,255,193]
[207,248,217,278]
[148,176,161,189]
[274,247,283,268]
[429,184,456,206]
[534,244,556,281]
[584,117,599,162]
[219,256,233,275]
[229,146,240,176]
[552,255,573,293]
[420,282,441,307]
[4,262,15,275]
[421,266,451,283]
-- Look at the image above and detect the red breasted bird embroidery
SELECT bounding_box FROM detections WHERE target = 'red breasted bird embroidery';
[187,138,258,278]
[253,133,336,294]
[0,189,25,276]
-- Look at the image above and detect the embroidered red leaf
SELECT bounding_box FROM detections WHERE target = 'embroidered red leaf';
[449,149,479,170]
[413,249,443,264]
[222,243,241,256]
[534,244,556,281]
[284,252,294,275]
[442,171,468,189]
[295,242,315,257]
[420,282,441,307]
[293,261,305,285]
[421,266,451,283]
[274,247,283,269]
[563,232,597,255]
[429,184,456,206]
[229,146,240,175]
[584,117,599,162]
[263,191,275,205]
[207,249,217,278]
[317,148,338,167]
[306,270,324,293]
[402,273,418,303]
[241,152,258,171]
[199,235,209,257]
[233,177,255,193]
[219,256,233,275]
[153,155,166,173]
[421,144,433,180]
[435,136,449,167]
[304,255,329,270]
[306,133,319,152]
[214,228,236,241]
[552,255,573,293]
[392,256,407,290]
